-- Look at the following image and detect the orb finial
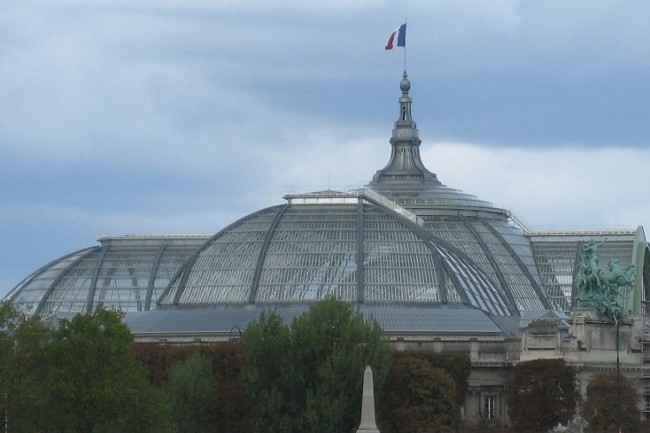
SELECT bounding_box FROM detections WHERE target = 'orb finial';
[400,71,410,94]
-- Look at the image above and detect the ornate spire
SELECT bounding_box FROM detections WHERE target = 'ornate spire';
[370,71,440,185]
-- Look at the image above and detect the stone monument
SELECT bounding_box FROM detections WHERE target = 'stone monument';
[356,365,380,433]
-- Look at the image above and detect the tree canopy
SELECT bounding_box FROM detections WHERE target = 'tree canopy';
[379,355,458,433]
[0,302,52,432]
[0,303,176,433]
[134,341,253,433]
[583,370,640,433]
[165,351,218,433]
[243,298,392,433]
[506,358,580,433]
[47,307,176,433]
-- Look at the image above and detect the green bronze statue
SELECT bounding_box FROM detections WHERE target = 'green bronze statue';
[576,239,636,322]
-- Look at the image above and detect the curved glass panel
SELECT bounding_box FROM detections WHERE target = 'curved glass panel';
[444,273,464,304]
[150,243,204,307]
[39,250,103,315]
[363,206,440,303]
[435,246,510,316]
[491,222,544,287]
[177,207,280,304]
[8,248,97,312]
[257,205,358,302]
[92,245,159,312]
[422,216,504,294]
[469,220,547,311]
[8,238,205,314]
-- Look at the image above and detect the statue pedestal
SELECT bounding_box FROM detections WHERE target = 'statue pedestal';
[566,310,633,364]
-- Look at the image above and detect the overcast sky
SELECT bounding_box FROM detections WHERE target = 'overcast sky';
[2,1,650,297]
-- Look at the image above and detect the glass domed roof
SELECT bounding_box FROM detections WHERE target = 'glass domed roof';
[5,72,553,318]
[157,196,514,316]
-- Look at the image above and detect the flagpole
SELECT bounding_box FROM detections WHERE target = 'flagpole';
[404,16,408,72]
[404,10,408,73]
[385,20,407,70]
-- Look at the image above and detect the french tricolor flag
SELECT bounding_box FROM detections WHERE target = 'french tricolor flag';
[385,23,406,50]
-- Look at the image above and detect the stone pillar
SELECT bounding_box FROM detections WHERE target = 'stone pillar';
[470,337,479,362]
[357,365,380,433]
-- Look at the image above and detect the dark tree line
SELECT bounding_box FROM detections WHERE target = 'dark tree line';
[134,308,469,433]
[379,351,471,433]
[133,340,253,433]
[0,303,176,433]
[2,300,643,433]
[506,359,641,433]
[507,358,580,433]
[583,370,641,433]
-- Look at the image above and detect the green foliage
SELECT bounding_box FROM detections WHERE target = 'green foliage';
[378,351,470,432]
[414,351,471,407]
[45,307,176,433]
[243,298,392,433]
[133,341,253,433]
[379,355,458,433]
[0,303,176,433]
[243,311,294,433]
[165,351,218,433]
[0,302,52,433]
[583,370,640,433]
[506,358,580,433]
